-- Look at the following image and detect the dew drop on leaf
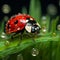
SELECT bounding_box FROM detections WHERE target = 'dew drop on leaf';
[42,16,47,25]
[5,40,10,46]
[1,32,8,39]
[42,26,47,33]
[31,48,39,56]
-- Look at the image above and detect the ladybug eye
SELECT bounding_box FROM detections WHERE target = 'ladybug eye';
[14,20,18,24]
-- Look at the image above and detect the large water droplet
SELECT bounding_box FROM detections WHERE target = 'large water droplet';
[31,48,39,56]
[17,54,23,60]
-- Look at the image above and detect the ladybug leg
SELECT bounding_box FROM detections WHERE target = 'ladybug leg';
[28,34,35,42]
[17,29,25,46]
[11,29,24,40]
[11,32,18,39]
[19,33,23,40]
[25,32,35,42]
[19,28,25,40]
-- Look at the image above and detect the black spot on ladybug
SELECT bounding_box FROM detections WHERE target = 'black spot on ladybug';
[26,18,30,20]
[7,24,10,29]
[14,20,18,24]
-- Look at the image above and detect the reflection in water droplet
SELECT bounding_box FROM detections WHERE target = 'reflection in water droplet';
[17,54,23,60]
[31,48,39,56]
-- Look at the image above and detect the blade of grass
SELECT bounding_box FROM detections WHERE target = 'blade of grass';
[29,0,41,24]
[51,16,59,32]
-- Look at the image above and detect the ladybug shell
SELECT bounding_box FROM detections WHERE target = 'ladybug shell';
[6,14,34,34]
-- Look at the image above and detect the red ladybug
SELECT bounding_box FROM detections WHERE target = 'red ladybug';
[6,13,41,38]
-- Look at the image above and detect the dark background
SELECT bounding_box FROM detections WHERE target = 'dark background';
[0,0,59,20]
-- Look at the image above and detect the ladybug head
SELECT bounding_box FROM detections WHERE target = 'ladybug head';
[25,20,41,34]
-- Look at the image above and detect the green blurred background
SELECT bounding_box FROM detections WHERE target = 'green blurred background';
[0,0,60,60]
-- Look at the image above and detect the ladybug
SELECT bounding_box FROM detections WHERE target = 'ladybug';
[5,13,41,38]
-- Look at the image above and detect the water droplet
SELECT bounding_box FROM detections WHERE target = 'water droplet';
[42,26,47,33]
[2,4,11,14]
[42,16,47,24]
[42,21,46,25]
[42,28,47,32]
[57,24,60,31]
[42,16,46,20]
[31,48,39,56]
[1,32,8,39]
[47,4,57,16]
[3,16,9,21]
[5,41,10,46]
[17,54,23,60]
[52,33,56,37]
